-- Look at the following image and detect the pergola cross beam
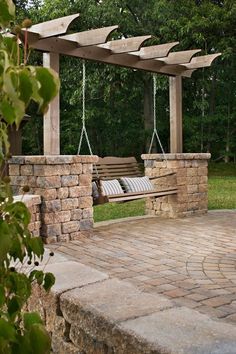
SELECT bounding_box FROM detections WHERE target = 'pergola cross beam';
[61,25,118,46]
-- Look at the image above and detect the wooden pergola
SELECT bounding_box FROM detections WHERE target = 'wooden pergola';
[21,13,221,155]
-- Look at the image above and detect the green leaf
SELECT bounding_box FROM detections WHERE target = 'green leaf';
[2,69,25,128]
[43,272,55,292]
[0,337,11,354]
[23,312,43,330]
[8,296,20,318]
[29,324,51,354]
[0,221,12,262]
[0,121,10,157]
[0,318,16,341]
[35,67,60,112]
[5,201,31,226]
[8,233,25,262]
[1,98,15,124]
[19,69,33,106]
[33,270,44,285]
[2,37,17,64]
[0,285,5,307]
[28,237,44,258]
[9,272,31,302]
[0,0,15,27]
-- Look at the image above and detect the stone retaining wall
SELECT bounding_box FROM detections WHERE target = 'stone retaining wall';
[26,258,236,354]
[9,155,98,243]
[141,153,211,218]
[14,194,41,237]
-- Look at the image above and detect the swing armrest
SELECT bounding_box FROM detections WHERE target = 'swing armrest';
[93,177,109,204]
[149,172,176,180]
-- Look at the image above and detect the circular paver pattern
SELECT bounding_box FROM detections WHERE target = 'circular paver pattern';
[53,210,236,323]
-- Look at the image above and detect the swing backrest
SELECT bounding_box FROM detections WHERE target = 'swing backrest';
[92,156,143,180]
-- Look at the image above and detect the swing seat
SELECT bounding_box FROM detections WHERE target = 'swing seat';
[92,156,177,205]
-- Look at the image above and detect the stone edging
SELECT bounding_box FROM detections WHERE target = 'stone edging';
[9,155,99,165]
[141,153,211,160]
[27,257,236,354]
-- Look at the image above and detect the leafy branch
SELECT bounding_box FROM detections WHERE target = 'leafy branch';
[0,1,60,352]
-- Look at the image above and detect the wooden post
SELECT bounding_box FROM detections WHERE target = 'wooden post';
[169,76,183,153]
[43,52,60,155]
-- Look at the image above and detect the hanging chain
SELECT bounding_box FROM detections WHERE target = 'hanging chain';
[77,60,98,176]
[153,73,157,132]
[148,75,167,162]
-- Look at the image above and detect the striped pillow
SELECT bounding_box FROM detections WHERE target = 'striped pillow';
[101,179,124,196]
[120,176,154,193]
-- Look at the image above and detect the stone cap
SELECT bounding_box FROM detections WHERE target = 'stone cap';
[30,251,236,354]
[141,153,211,161]
[9,155,99,165]
[13,194,41,207]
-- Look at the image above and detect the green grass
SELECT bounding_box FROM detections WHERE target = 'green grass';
[94,163,236,222]
[208,177,236,210]
[208,162,236,210]
[94,199,145,222]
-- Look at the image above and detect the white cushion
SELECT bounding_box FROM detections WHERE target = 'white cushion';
[120,176,154,193]
[101,179,124,196]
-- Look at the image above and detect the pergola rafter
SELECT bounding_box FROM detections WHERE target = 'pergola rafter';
[21,13,221,77]
[17,13,221,155]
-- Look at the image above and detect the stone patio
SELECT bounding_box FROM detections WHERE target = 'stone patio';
[50,210,236,323]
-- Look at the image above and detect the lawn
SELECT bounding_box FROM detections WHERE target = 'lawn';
[94,163,236,222]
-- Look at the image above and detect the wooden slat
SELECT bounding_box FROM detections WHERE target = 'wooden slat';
[180,69,196,78]
[25,13,80,38]
[60,26,118,46]
[92,156,143,180]
[94,173,142,180]
[98,35,152,53]
[107,188,178,202]
[158,49,201,65]
[96,169,140,175]
[131,42,179,59]
[182,53,221,70]
[21,13,221,77]
[25,34,205,77]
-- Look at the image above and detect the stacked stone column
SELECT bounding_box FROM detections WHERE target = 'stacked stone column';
[9,155,98,243]
[141,153,211,218]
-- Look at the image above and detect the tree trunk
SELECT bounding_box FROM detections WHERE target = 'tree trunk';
[224,102,231,163]
[207,75,216,153]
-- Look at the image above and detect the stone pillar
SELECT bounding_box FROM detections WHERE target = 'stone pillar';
[9,155,98,243]
[141,153,211,218]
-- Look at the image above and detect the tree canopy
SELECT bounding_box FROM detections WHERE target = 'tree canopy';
[17,0,236,161]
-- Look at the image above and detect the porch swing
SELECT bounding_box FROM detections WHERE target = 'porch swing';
[77,61,178,205]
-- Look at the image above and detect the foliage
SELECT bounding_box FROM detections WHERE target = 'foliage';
[0,1,59,352]
[17,0,235,160]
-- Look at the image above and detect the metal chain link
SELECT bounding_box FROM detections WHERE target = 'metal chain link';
[77,60,98,176]
[148,74,167,162]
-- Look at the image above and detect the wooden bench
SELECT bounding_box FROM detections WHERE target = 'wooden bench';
[92,156,178,205]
